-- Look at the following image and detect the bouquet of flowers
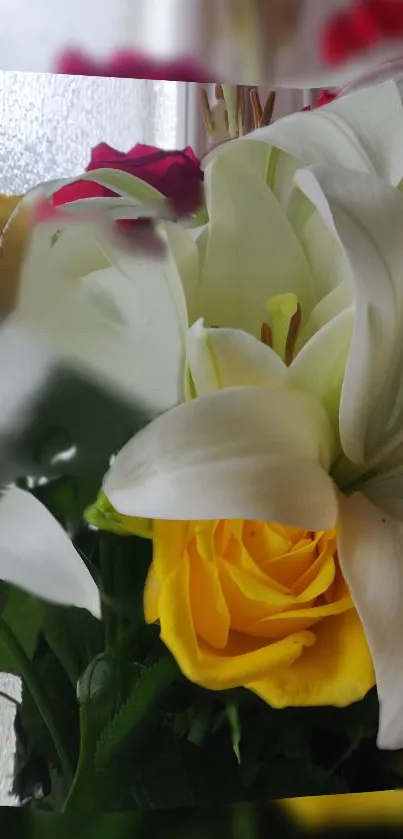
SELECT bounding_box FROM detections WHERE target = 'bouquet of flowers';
[3,76,403,816]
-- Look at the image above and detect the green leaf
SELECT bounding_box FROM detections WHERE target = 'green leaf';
[181,729,244,806]
[20,648,79,775]
[253,756,348,799]
[95,657,180,771]
[62,656,145,813]
[0,586,42,675]
[187,701,214,747]
[98,532,152,627]
[129,727,195,809]
[1,367,146,515]
[42,604,104,686]
[226,704,242,764]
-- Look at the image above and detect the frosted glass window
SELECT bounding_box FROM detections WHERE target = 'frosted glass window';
[0,70,183,806]
[0,72,184,194]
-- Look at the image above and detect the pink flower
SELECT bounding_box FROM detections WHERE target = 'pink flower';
[53,142,203,218]
[55,49,213,83]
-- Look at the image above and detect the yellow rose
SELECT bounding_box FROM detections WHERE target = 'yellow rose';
[282,790,403,829]
[142,519,374,706]
[0,193,30,320]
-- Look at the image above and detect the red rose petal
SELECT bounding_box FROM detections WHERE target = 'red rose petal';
[55,49,213,83]
[53,142,203,221]
[322,0,403,67]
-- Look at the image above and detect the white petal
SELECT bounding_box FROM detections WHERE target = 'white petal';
[295,166,403,466]
[360,465,403,520]
[338,492,403,749]
[246,82,403,186]
[186,320,285,396]
[0,487,100,618]
[158,221,200,325]
[200,154,316,336]
[287,186,354,305]
[0,318,53,439]
[202,137,271,182]
[16,218,186,416]
[104,386,337,530]
[288,309,354,436]
[298,281,353,349]
[40,167,165,205]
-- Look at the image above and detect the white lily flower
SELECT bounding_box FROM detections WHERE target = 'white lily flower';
[0,486,100,618]
[103,156,403,750]
[4,82,399,428]
[204,81,403,196]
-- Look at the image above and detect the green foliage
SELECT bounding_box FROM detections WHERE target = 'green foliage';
[20,648,79,774]
[6,462,395,814]
[95,658,180,770]
[41,603,104,686]
[0,585,43,675]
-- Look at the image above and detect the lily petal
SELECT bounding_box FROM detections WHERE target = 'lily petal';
[104,386,337,530]
[360,465,403,521]
[338,491,403,750]
[16,217,186,415]
[158,220,200,325]
[288,309,354,437]
[246,82,403,186]
[186,319,286,396]
[0,487,101,617]
[287,185,354,305]
[295,166,403,465]
[200,154,316,337]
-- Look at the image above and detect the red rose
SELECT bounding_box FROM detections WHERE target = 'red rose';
[55,49,213,83]
[322,0,403,67]
[53,142,203,218]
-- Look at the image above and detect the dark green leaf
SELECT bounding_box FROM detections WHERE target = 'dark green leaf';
[95,657,180,770]
[253,756,348,799]
[42,604,104,685]
[20,649,79,775]
[181,729,244,806]
[2,367,147,516]
[0,587,42,675]
[130,727,195,809]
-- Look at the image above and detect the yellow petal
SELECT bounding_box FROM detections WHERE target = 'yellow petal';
[249,608,375,708]
[283,790,403,829]
[188,525,230,650]
[246,594,352,640]
[158,560,315,690]
[143,565,161,624]
[153,520,189,578]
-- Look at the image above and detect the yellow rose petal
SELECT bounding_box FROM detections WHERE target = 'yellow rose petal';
[143,565,162,624]
[264,539,319,587]
[218,556,299,628]
[246,594,352,640]
[249,609,375,708]
[283,791,403,829]
[159,560,315,690]
[189,533,230,650]
[153,520,189,578]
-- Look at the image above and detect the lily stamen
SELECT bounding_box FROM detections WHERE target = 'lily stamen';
[285,303,302,366]
[261,321,273,347]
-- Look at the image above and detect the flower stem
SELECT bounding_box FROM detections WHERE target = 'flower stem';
[0,616,74,785]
